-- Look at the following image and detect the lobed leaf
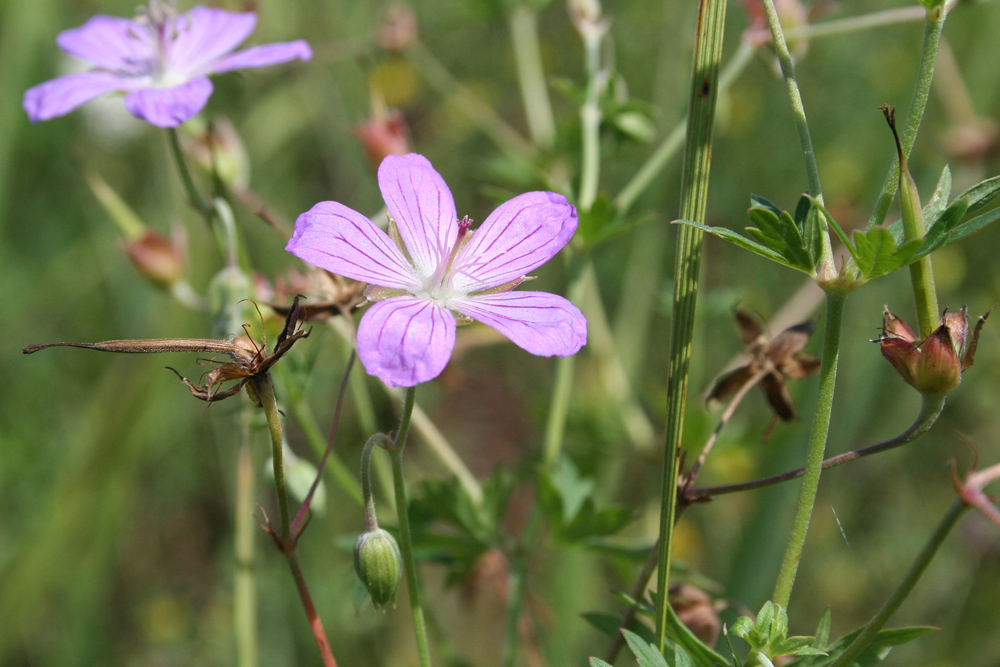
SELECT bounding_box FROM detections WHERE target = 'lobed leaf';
[673,220,811,274]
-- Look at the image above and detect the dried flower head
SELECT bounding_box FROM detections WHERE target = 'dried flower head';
[878,305,990,395]
[23,296,310,404]
[705,308,820,421]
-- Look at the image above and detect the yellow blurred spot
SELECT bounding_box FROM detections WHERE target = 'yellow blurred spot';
[370,59,421,108]
[818,148,869,203]
[672,518,704,567]
[141,595,188,644]
[704,443,756,484]
[930,245,967,293]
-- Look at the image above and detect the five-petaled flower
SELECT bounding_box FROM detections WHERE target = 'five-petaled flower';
[24,1,312,127]
[286,153,588,387]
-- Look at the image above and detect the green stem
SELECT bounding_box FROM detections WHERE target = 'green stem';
[828,500,967,667]
[760,0,823,203]
[360,434,392,531]
[783,5,925,41]
[772,291,847,609]
[579,30,605,212]
[654,0,728,651]
[508,5,556,148]
[867,6,947,230]
[256,373,292,541]
[390,386,433,667]
[234,421,258,667]
[166,127,210,218]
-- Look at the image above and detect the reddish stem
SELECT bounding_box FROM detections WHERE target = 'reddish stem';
[287,551,338,667]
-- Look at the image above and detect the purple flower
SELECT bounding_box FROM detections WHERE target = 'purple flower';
[24,2,312,128]
[286,154,588,387]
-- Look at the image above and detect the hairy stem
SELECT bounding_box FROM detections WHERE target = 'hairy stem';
[688,392,945,501]
[867,6,947,230]
[508,5,556,148]
[828,500,967,667]
[390,386,433,667]
[772,291,847,609]
[655,0,728,651]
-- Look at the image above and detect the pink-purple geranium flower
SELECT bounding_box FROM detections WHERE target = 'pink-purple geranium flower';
[286,154,588,387]
[24,1,312,128]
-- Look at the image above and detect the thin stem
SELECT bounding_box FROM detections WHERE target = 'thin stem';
[688,393,946,501]
[256,373,292,542]
[234,420,258,667]
[253,373,338,667]
[360,434,392,531]
[286,551,339,667]
[782,6,925,42]
[686,367,770,488]
[828,500,967,667]
[867,6,947,230]
[655,0,728,651]
[771,291,847,609]
[508,5,556,148]
[760,0,823,203]
[579,30,605,212]
[390,386,433,667]
[166,127,210,217]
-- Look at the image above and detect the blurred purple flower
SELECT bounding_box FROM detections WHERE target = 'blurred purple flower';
[24,1,312,128]
[287,153,587,387]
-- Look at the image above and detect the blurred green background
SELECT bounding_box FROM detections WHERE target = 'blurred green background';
[2,0,999,665]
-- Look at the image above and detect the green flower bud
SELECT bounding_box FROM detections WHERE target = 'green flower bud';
[354,528,402,611]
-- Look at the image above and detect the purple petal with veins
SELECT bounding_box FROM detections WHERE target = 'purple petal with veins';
[451,191,577,293]
[24,71,131,123]
[170,7,257,76]
[287,201,420,291]
[56,16,152,74]
[210,41,312,74]
[452,291,587,356]
[123,77,213,127]
[357,296,457,387]
[378,154,458,281]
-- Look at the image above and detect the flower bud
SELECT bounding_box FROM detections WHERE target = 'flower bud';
[122,228,185,288]
[356,109,410,172]
[354,528,402,610]
[914,325,961,394]
[182,116,250,189]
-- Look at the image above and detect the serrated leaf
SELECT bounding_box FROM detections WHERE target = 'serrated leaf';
[673,220,809,273]
[793,626,937,667]
[956,174,1000,216]
[623,630,671,667]
[773,636,815,655]
[747,208,814,270]
[852,228,896,276]
[731,616,754,639]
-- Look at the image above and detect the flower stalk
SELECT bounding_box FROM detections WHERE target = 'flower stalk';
[771,290,846,609]
[655,0,728,651]
[389,386,433,667]
[508,5,556,149]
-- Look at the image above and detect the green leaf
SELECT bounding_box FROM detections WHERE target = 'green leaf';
[747,207,814,271]
[623,630,671,667]
[750,193,783,217]
[663,603,730,666]
[807,196,858,265]
[852,228,896,277]
[793,626,937,667]
[923,164,952,226]
[813,609,832,650]
[590,659,615,667]
[941,205,1000,247]
[799,199,824,265]
[955,174,1000,216]
[675,645,695,667]
[912,196,970,259]
[673,220,811,274]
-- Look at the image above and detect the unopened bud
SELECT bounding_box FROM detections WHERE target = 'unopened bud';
[915,325,961,394]
[122,228,185,287]
[356,109,410,172]
[354,528,402,610]
[183,117,250,189]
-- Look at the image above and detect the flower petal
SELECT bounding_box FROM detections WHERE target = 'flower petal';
[287,201,419,290]
[210,41,313,74]
[357,297,457,387]
[23,71,129,122]
[168,7,257,75]
[378,154,458,280]
[56,16,152,74]
[123,77,213,127]
[452,291,586,357]
[451,192,577,293]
